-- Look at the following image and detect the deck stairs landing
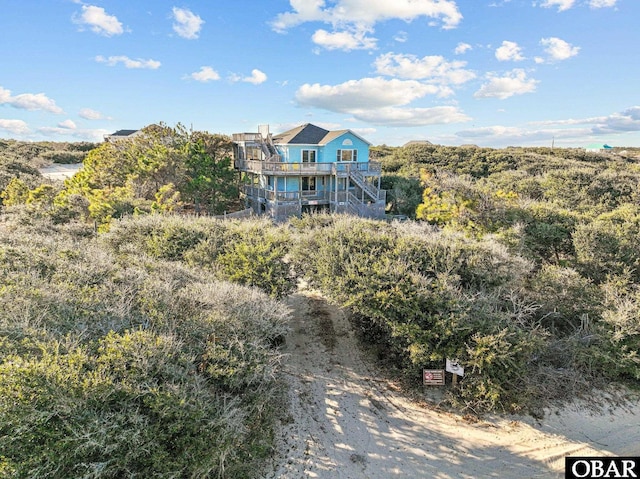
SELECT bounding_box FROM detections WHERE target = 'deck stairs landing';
[348,169,380,202]
[259,135,281,162]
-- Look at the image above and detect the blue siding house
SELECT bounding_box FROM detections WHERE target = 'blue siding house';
[232,123,386,220]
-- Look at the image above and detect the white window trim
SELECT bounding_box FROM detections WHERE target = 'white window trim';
[337,149,357,162]
[302,149,317,163]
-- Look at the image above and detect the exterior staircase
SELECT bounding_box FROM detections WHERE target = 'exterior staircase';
[258,134,281,162]
[349,169,380,202]
[346,192,381,218]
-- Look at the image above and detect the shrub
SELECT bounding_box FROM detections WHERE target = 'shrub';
[573,205,640,282]
[0,217,290,478]
[290,215,552,412]
[103,215,295,298]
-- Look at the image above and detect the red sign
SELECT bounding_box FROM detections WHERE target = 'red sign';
[423,369,445,386]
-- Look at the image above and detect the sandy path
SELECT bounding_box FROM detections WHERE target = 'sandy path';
[263,291,640,479]
[39,163,83,181]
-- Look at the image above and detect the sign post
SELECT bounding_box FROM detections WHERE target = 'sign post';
[445,359,464,385]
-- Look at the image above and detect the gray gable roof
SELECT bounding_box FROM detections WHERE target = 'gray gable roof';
[273,123,330,145]
[272,123,371,146]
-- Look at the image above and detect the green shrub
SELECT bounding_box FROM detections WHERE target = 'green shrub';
[0,217,290,478]
[217,236,294,298]
[290,215,554,412]
[573,205,640,282]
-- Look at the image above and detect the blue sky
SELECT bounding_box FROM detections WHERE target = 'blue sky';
[1,0,639,148]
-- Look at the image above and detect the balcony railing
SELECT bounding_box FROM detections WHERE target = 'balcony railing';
[243,185,332,202]
[243,185,385,204]
[232,133,263,142]
[236,159,382,176]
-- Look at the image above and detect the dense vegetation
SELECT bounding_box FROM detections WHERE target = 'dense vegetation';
[371,143,640,410]
[1,135,640,476]
[0,214,290,478]
[2,125,240,230]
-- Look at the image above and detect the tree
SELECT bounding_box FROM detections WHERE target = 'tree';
[0,177,29,206]
[181,133,238,214]
[381,175,422,218]
[55,123,240,226]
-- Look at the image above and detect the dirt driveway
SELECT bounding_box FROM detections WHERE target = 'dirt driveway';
[263,290,640,479]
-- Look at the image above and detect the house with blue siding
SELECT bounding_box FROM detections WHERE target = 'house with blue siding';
[232,123,386,220]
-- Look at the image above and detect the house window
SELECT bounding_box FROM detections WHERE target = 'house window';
[302,177,317,191]
[302,150,316,163]
[337,149,357,162]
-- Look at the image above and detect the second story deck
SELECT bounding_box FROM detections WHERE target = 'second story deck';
[235,159,382,177]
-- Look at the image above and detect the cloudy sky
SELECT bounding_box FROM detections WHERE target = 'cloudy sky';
[1,0,639,147]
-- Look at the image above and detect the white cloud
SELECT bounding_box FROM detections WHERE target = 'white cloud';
[474,69,539,99]
[589,0,617,7]
[312,28,377,51]
[189,66,221,82]
[540,0,576,11]
[296,77,440,112]
[540,37,580,61]
[394,31,408,43]
[79,108,109,120]
[0,119,30,135]
[272,0,463,33]
[58,119,77,129]
[454,124,597,147]
[351,106,471,126]
[294,76,470,126]
[373,53,475,88]
[243,69,268,85]
[454,42,472,55]
[454,106,640,147]
[172,7,204,39]
[591,106,640,133]
[95,55,161,69]
[530,107,640,133]
[37,126,110,141]
[0,86,64,114]
[73,5,124,36]
[230,69,268,85]
[495,41,525,61]
[457,125,527,139]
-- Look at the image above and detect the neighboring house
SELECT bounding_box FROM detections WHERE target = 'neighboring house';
[233,123,386,220]
[585,143,614,153]
[103,129,142,142]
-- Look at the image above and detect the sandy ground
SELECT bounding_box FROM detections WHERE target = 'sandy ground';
[263,290,640,479]
[39,163,83,181]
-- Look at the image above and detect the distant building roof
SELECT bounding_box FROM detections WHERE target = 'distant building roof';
[110,129,139,137]
[403,140,433,147]
[586,143,614,150]
[104,129,141,142]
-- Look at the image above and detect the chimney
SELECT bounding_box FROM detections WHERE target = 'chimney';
[258,124,270,139]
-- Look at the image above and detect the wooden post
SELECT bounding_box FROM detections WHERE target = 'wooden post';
[452,373,458,386]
